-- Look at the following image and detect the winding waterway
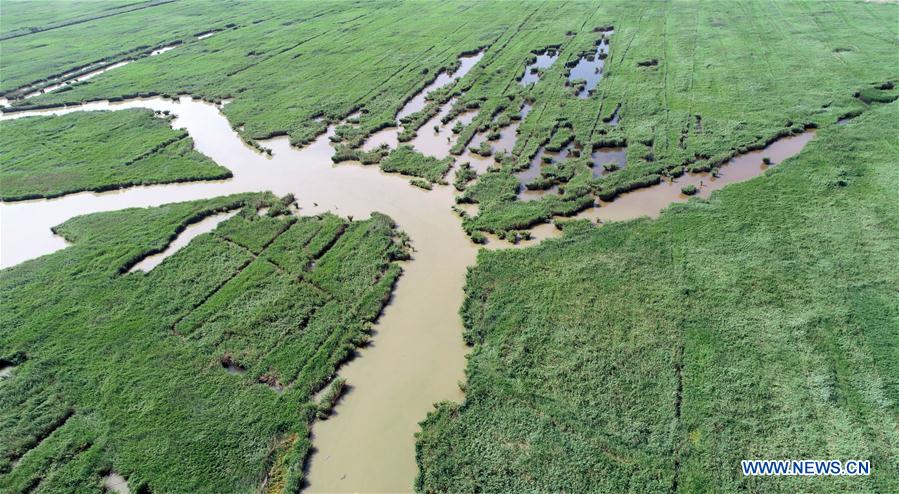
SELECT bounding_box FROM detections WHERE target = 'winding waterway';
[0,92,816,491]
[0,97,477,492]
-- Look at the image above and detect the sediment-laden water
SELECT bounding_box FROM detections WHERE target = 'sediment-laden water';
[0,88,815,492]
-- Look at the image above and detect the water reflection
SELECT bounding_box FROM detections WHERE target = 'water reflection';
[567,33,612,99]
[590,145,627,177]
[519,49,558,86]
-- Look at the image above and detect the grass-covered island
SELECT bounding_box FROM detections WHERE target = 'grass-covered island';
[0,109,230,201]
[0,193,408,492]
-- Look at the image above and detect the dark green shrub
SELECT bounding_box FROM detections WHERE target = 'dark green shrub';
[410,178,433,190]
[453,163,477,191]
[380,145,452,183]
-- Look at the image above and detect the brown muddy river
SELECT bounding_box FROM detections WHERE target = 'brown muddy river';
[0,90,815,492]
[0,96,476,492]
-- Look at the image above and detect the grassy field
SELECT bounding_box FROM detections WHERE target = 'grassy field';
[0,1,176,40]
[0,109,230,200]
[0,193,408,492]
[416,101,899,493]
[6,1,896,237]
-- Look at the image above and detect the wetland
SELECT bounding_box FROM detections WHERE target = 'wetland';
[1,1,897,493]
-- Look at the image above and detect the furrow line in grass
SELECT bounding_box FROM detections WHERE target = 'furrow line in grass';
[743,2,780,98]
[214,236,257,259]
[257,219,296,253]
[348,5,456,107]
[262,257,284,275]
[509,16,565,157]
[571,5,610,141]
[355,6,482,112]
[253,297,325,384]
[844,0,898,45]
[670,342,685,494]
[519,25,575,159]
[118,203,246,274]
[169,256,254,336]
[0,0,177,41]
[295,275,333,301]
[9,407,76,467]
[487,380,652,465]
[594,15,636,139]
[661,0,672,153]
[684,0,700,149]
[224,30,333,78]
[355,44,438,106]
[307,222,348,260]
[121,132,189,167]
[263,224,325,273]
[486,4,543,96]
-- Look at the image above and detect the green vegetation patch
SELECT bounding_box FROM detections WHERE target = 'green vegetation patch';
[0,109,230,201]
[417,103,899,492]
[0,192,408,492]
[6,1,895,238]
[379,145,453,184]
[214,208,296,254]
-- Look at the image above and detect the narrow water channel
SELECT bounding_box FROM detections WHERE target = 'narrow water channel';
[3,35,198,105]
[128,209,240,272]
[363,50,485,154]
[396,50,484,121]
